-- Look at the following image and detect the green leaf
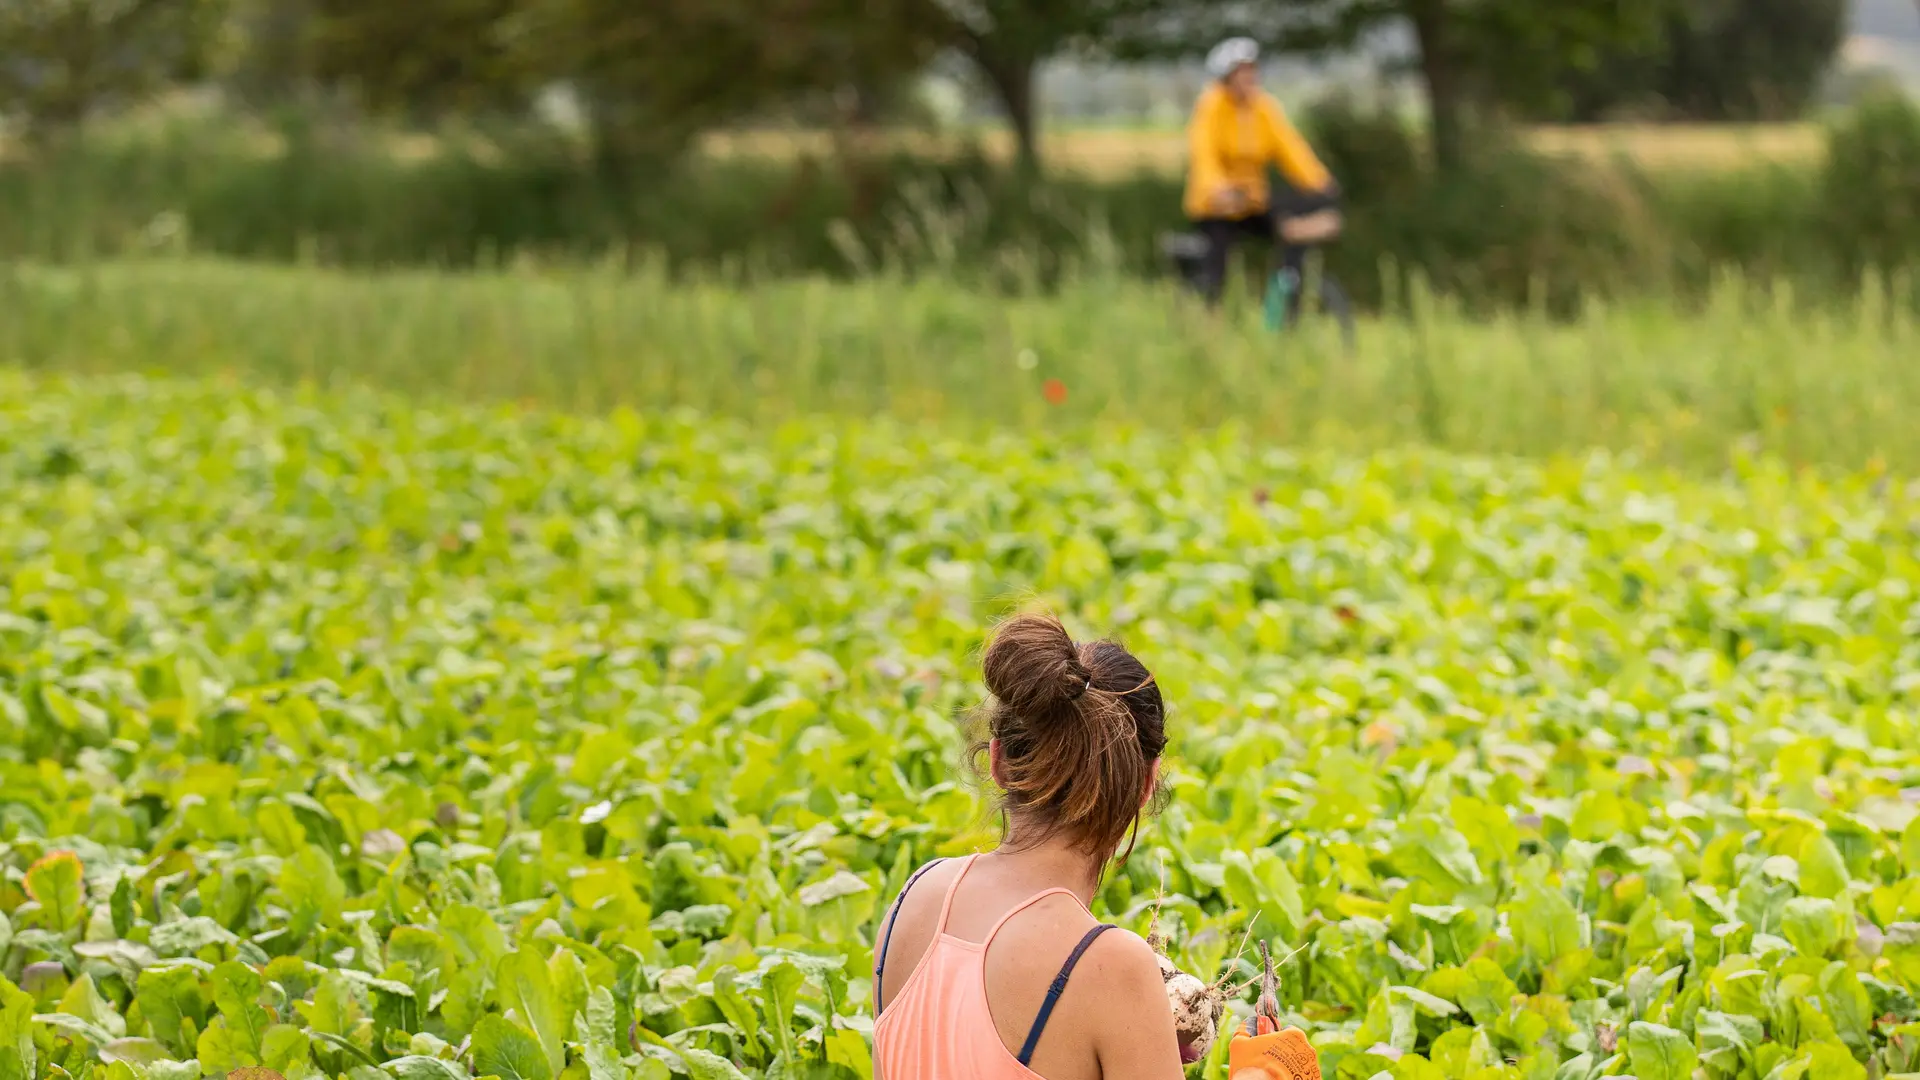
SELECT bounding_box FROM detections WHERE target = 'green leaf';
[1509,882,1582,967]
[674,1049,748,1080]
[382,1056,469,1080]
[496,948,566,1077]
[135,965,206,1055]
[1797,833,1849,900]
[1783,897,1843,959]
[824,1028,871,1080]
[109,878,136,940]
[1627,1021,1697,1080]
[261,1024,311,1072]
[1800,1041,1866,1080]
[34,1011,119,1048]
[99,1038,170,1066]
[438,906,507,972]
[0,978,36,1080]
[470,1016,551,1080]
[211,961,269,1056]
[709,967,760,1048]
[1695,1010,1763,1056]
[761,962,804,1066]
[196,1019,259,1074]
[58,974,127,1038]
[1220,849,1305,938]
[149,918,238,958]
[26,851,86,935]
[580,988,622,1080]
[1421,958,1517,1028]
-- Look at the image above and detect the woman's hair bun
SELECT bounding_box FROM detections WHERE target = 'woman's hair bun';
[982,612,1092,715]
[969,610,1169,861]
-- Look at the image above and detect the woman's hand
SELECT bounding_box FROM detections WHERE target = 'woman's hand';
[1209,185,1250,217]
[1227,1016,1319,1080]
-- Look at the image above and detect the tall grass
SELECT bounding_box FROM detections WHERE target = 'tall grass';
[5,258,1917,472]
[3,100,1919,312]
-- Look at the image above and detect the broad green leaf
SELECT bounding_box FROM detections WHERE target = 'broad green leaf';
[211,961,269,1056]
[496,951,565,1077]
[261,1024,311,1072]
[1797,834,1849,900]
[824,1027,871,1080]
[709,967,760,1047]
[674,1049,748,1080]
[135,965,206,1055]
[1627,1021,1697,1080]
[1509,882,1582,967]
[26,852,86,935]
[149,918,238,958]
[1783,897,1843,959]
[58,974,127,1038]
[196,1019,259,1074]
[292,972,355,1038]
[382,1057,468,1080]
[471,1016,551,1080]
[109,878,136,940]
[761,962,805,1066]
[1801,1041,1867,1080]
[580,988,622,1080]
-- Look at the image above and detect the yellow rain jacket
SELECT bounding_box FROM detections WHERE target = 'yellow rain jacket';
[1183,84,1333,220]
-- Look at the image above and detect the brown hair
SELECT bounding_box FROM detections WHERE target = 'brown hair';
[967,612,1169,862]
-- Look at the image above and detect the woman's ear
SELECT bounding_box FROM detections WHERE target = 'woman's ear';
[989,738,1008,789]
[1140,759,1159,810]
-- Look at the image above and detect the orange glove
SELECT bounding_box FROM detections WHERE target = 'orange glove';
[1228,1015,1320,1080]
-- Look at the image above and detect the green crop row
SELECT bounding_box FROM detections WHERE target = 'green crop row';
[3,371,1920,1079]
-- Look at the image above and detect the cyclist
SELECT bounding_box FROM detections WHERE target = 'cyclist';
[1181,37,1341,312]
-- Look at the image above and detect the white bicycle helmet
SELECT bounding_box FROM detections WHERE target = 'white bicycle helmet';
[1206,37,1261,80]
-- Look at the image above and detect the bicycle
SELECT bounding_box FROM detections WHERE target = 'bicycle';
[1161,207,1357,352]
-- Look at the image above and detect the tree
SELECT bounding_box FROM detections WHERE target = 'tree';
[1120,0,1673,170]
[0,0,230,139]
[299,0,943,175]
[920,0,1204,171]
[1545,0,1847,122]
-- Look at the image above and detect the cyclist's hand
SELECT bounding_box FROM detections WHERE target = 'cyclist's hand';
[1228,1016,1319,1080]
[1211,185,1249,216]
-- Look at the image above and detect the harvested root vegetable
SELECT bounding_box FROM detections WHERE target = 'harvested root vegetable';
[1154,913,1294,1065]
[1160,950,1224,1064]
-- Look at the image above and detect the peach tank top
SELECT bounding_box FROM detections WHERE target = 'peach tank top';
[872,854,1114,1080]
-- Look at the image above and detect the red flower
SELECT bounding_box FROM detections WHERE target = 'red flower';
[1042,378,1068,406]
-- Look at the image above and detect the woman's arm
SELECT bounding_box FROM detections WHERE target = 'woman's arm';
[1086,930,1188,1080]
[1187,95,1244,216]
[1261,98,1334,196]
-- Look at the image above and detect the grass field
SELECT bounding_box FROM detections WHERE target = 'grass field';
[5,260,1920,1080]
[700,122,1826,177]
[3,259,1917,471]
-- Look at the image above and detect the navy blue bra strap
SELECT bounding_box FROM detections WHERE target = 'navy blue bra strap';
[1016,924,1116,1066]
[872,858,947,1011]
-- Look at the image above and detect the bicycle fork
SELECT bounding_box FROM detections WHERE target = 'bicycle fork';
[1264,266,1300,331]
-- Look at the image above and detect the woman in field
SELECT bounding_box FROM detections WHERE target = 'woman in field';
[870,613,1319,1080]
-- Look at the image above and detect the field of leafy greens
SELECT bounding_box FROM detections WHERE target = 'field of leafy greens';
[4,370,1920,1080]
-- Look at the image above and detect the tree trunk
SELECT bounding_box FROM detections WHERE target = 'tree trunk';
[1408,0,1466,172]
[972,45,1041,174]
